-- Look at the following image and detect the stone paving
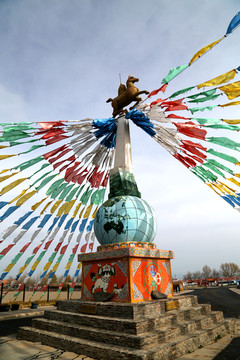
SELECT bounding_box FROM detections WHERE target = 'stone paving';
[0,335,95,359]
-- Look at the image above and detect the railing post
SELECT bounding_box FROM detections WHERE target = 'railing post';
[0,283,3,304]
[47,286,50,302]
[23,284,26,303]
[67,284,70,300]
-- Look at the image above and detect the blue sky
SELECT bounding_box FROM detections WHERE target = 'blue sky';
[0,0,240,279]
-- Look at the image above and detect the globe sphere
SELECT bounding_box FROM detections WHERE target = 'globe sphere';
[94,195,157,245]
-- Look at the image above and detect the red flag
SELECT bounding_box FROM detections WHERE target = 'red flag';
[48,149,71,164]
[150,98,163,106]
[161,99,184,107]
[181,143,206,159]
[173,122,207,140]
[54,242,62,252]
[65,162,82,182]
[89,242,94,251]
[42,285,48,292]
[80,243,87,253]
[181,149,204,163]
[101,172,109,187]
[33,244,42,254]
[58,282,64,290]
[165,104,188,111]
[43,145,67,160]
[18,284,25,291]
[41,129,65,139]
[72,244,79,254]
[60,245,68,255]
[167,114,190,120]
[181,140,207,151]
[44,240,53,250]
[173,153,196,168]
[38,121,64,130]
[0,244,14,256]
[20,242,31,253]
[148,84,168,97]
[45,135,68,145]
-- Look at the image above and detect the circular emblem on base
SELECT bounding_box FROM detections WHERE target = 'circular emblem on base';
[143,262,163,295]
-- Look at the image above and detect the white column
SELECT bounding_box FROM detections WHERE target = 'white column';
[111,115,133,174]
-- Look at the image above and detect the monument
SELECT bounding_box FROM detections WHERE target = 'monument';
[18,76,237,360]
[78,98,174,302]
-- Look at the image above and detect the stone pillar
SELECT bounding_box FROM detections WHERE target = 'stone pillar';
[108,116,141,199]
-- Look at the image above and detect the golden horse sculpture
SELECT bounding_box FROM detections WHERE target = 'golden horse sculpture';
[106,75,149,117]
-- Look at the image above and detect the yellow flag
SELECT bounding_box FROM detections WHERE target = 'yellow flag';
[220,101,240,107]
[218,181,236,196]
[5,263,15,272]
[92,206,99,219]
[19,264,28,274]
[79,207,85,219]
[222,119,240,124]
[0,146,7,149]
[31,260,40,271]
[41,200,53,215]
[43,262,51,271]
[206,183,222,196]
[57,202,69,217]
[0,169,10,174]
[219,80,240,99]
[0,173,18,183]
[224,91,240,100]
[32,197,48,211]
[64,199,76,215]
[197,69,236,89]
[16,190,37,206]
[212,183,226,194]
[50,200,62,214]
[227,178,240,187]
[66,262,71,270]
[9,188,28,204]
[0,178,28,196]
[52,263,59,272]
[0,154,16,160]
[83,204,93,218]
[189,36,224,65]
[73,202,82,218]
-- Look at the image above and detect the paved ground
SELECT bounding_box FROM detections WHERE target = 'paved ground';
[0,288,239,360]
[0,336,94,360]
[183,287,240,318]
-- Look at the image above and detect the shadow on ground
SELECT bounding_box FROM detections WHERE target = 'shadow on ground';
[213,337,240,360]
[183,287,240,318]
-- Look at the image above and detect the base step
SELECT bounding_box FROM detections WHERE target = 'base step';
[17,295,237,360]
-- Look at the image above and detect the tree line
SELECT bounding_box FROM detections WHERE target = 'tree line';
[183,262,240,280]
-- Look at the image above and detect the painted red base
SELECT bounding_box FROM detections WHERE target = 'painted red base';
[78,243,174,303]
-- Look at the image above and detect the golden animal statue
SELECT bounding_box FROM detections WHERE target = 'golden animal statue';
[106,75,149,117]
